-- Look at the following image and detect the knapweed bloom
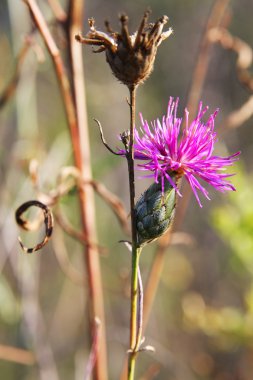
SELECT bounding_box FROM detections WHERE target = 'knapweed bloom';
[76,11,173,87]
[134,97,240,208]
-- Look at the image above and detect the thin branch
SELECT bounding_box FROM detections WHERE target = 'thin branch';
[207,26,253,129]
[47,0,67,23]
[0,38,31,108]
[29,162,129,237]
[208,27,253,92]
[225,94,253,129]
[186,0,231,118]
[84,318,101,380]
[0,345,35,365]
[23,0,79,165]
[23,1,108,379]
[67,1,108,379]
[94,118,121,156]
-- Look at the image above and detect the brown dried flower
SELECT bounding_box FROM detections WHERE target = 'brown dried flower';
[75,10,173,87]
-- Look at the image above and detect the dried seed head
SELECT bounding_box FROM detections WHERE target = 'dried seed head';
[76,10,173,87]
[135,178,176,247]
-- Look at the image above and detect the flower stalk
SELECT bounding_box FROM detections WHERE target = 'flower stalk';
[124,85,141,380]
[128,246,142,380]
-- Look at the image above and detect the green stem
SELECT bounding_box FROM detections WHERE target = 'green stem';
[128,246,142,380]
[126,84,142,380]
[127,84,137,349]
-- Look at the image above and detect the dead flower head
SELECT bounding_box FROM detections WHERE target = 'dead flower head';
[76,10,173,87]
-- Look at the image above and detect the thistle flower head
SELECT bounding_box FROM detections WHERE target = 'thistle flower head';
[129,97,240,207]
[76,10,173,87]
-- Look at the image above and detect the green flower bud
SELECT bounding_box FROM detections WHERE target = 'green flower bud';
[135,179,176,247]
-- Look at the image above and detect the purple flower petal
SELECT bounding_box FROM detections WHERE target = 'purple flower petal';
[120,97,240,207]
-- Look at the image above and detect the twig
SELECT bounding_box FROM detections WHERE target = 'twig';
[47,0,67,22]
[0,345,35,365]
[225,95,253,129]
[0,38,31,108]
[23,0,78,162]
[186,0,231,118]
[84,318,101,380]
[207,27,253,93]
[67,1,108,379]
[94,118,121,156]
[28,162,129,238]
[207,26,253,129]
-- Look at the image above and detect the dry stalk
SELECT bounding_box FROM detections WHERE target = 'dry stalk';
[22,0,108,378]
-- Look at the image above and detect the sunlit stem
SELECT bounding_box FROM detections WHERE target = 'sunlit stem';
[126,84,143,380]
[128,246,142,380]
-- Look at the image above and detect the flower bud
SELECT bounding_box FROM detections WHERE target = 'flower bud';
[135,179,176,247]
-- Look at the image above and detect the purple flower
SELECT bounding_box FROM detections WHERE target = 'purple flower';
[131,97,240,207]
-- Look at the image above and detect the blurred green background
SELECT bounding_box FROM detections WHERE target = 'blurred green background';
[0,0,253,379]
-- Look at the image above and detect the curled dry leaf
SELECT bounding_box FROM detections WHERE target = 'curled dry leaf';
[15,200,54,253]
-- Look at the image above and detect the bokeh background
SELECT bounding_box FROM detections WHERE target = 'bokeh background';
[0,0,253,379]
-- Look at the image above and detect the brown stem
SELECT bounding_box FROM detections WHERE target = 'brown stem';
[0,345,35,365]
[207,27,253,129]
[47,0,67,22]
[0,38,31,108]
[23,0,79,165]
[66,4,108,378]
[187,0,231,118]
[127,84,138,239]
[23,1,107,379]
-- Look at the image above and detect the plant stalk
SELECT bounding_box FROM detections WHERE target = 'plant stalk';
[125,85,142,380]
[23,1,108,378]
[67,2,108,379]
[128,246,142,380]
